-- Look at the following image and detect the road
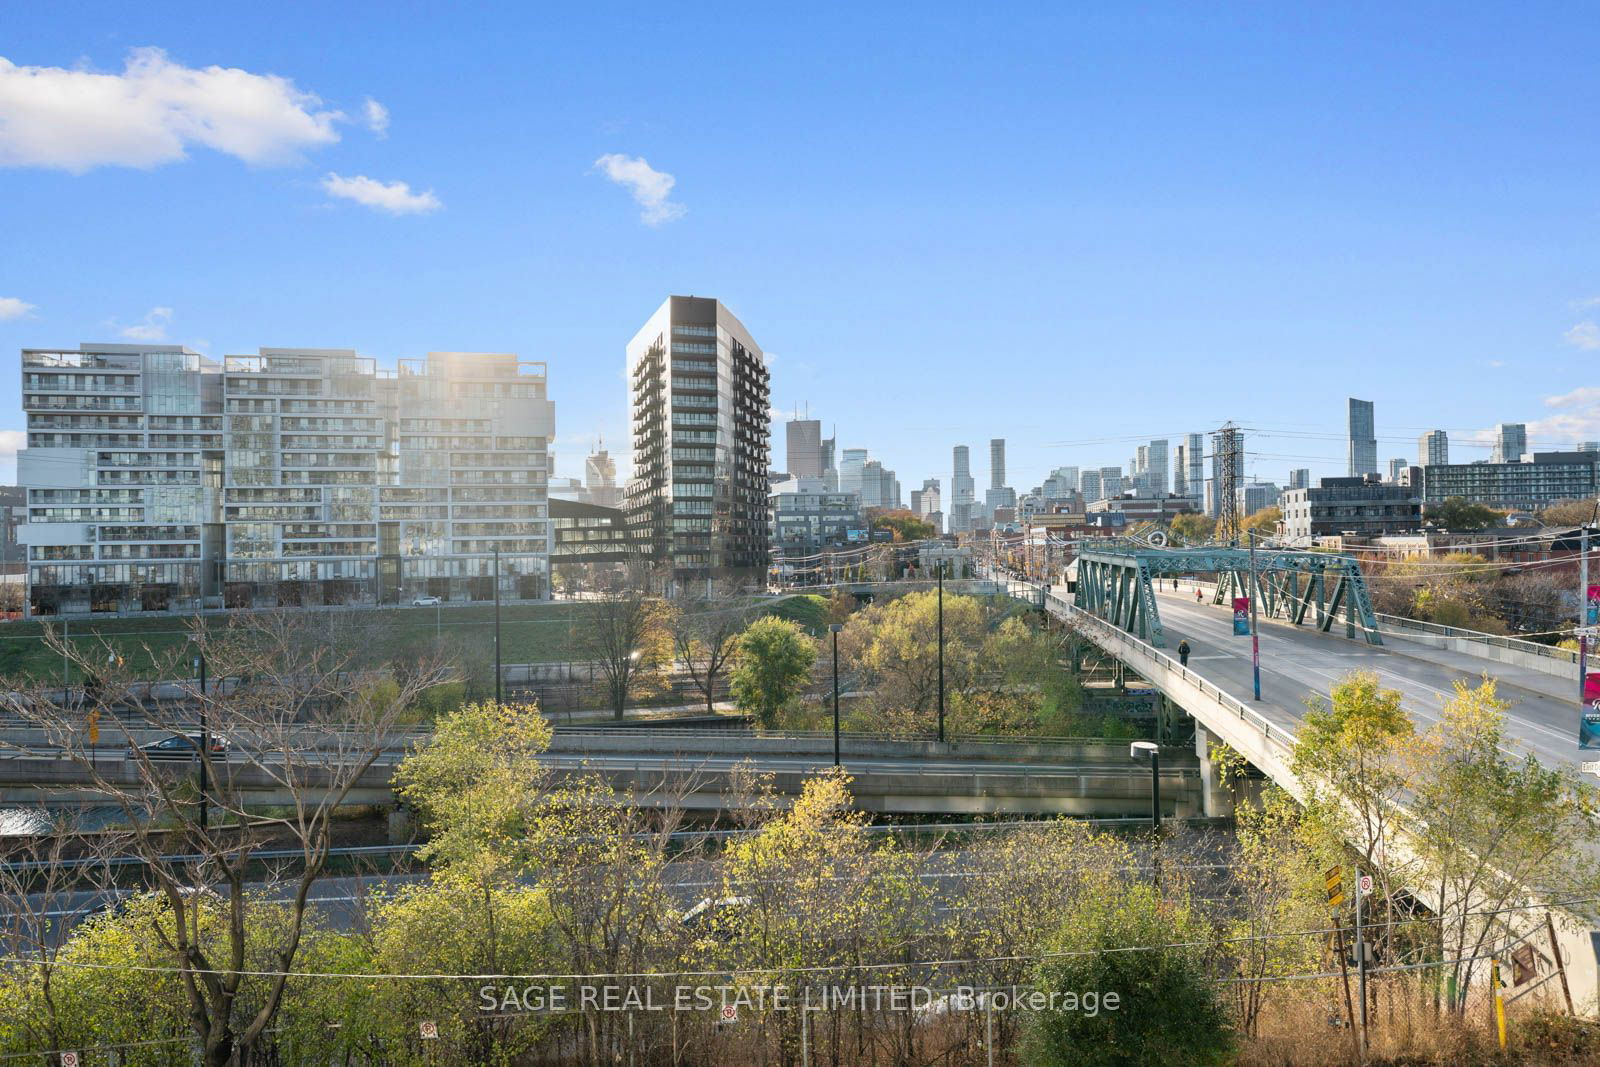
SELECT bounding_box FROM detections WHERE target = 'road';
[1149,584,1585,770]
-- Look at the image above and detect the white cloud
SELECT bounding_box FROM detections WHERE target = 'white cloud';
[1564,321,1600,350]
[1530,387,1600,443]
[0,429,23,479]
[321,172,441,215]
[1572,296,1600,310]
[119,306,173,341]
[0,47,344,172]
[363,97,389,138]
[0,297,35,320]
[592,153,686,225]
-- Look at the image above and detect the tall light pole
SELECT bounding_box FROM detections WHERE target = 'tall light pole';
[830,623,843,768]
[192,644,208,832]
[1247,528,1262,702]
[1130,741,1160,831]
[493,545,502,706]
[937,559,946,743]
[1579,512,1594,710]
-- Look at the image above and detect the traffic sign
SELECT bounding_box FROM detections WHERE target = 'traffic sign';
[60,1054,78,1067]
[718,1004,739,1026]
[1324,865,1344,908]
[419,1020,439,1040]
[1358,874,1373,896]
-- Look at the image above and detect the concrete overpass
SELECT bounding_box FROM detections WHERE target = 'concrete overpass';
[0,729,1202,818]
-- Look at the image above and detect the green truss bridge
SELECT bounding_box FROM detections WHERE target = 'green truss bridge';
[1073,540,1382,650]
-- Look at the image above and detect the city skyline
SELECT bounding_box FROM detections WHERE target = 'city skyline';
[2,7,1599,494]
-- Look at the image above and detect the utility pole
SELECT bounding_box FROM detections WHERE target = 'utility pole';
[1580,511,1594,710]
[1248,528,1262,701]
[830,623,843,768]
[493,546,502,706]
[193,646,208,831]
[1355,873,1369,1058]
[937,560,946,743]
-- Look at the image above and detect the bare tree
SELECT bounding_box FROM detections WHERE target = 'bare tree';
[1,611,449,1067]
[586,580,673,720]
[672,584,755,716]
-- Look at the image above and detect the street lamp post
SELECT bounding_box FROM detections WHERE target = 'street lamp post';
[937,560,946,743]
[193,646,208,831]
[1579,516,1594,710]
[1247,529,1262,701]
[830,623,844,768]
[1131,740,1161,886]
[493,545,502,706]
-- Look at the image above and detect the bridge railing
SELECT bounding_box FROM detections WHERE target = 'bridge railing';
[1038,587,1299,765]
[1375,612,1578,665]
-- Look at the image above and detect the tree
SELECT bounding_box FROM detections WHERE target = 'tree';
[585,587,673,718]
[1291,671,1415,878]
[729,616,817,728]
[1426,496,1504,531]
[0,611,449,1067]
[1407,678,1600,1014]
[1243,505,1281,535]
[869,508,936,543]
[1536,497,1599,527]
[1025,880,1232,1066]
[840,590,984,728]
[1169,513,1215,544]
[673,587,755,714]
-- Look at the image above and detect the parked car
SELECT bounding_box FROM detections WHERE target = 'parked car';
[412,595,442,606]
[137,733,228,760]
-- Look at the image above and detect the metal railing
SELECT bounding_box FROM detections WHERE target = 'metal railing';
[1375,612,1578,663]
[1034,584,1299,765]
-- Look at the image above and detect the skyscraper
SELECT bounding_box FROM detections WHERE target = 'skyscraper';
[1490,423,1527,464]
[584,440,620,507]
[1098,466,1123,501]
[1418,429,1449,467]
[1147,439,1169,494]
[839,449,868,497]
[1288,468,1311,490]
[626,295,770,586]
[1347,398,1377,477]
[989,438,1007,489]
[1185,433,1206,501]
[1387,458,1407,482]
[1079,470,1102,503]
[950,445,976,532]
[785,417,823,478]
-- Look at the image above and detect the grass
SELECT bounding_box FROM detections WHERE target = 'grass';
[0,595,820,684]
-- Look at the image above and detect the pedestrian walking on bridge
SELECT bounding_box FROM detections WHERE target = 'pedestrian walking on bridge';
[1177,639,1191,667]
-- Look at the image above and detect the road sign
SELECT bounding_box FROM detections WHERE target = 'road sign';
[1325,865,1344,908]
[1358,874,1373,896]
[419,1020,439,1040]
[60,1054,78,1067]
[718,1004,739,1026]
[87,709,99,745]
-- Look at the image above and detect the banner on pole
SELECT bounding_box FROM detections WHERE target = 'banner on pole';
[1232,597,1250,636]
[1586,584,1599,626]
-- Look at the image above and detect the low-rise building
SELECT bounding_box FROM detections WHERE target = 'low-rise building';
[1280,475,1423,544]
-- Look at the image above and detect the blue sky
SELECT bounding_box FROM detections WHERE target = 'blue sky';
[3,2,1598,492]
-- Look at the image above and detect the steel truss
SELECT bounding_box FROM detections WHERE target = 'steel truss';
[1073,541,1383,649]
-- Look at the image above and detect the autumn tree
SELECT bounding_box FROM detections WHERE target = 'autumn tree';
[585,587,674,718]
[1169,512,1216,544]
[839,590,984,730]
[1407,678,1600,1014]
[1243,505,1281,535]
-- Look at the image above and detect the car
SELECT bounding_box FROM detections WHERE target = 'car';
[412,595,442,606]
[137,733,228,761]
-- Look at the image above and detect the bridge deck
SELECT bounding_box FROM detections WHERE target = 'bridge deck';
[1149,584,1582,772]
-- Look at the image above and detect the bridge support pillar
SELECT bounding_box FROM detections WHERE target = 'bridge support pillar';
[1194,726,1235,819]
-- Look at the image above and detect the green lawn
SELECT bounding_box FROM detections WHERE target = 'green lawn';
[0,596,817,685]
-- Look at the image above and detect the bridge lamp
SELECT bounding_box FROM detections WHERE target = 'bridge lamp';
[1129,741,1161,832]
[830,624,844,769]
